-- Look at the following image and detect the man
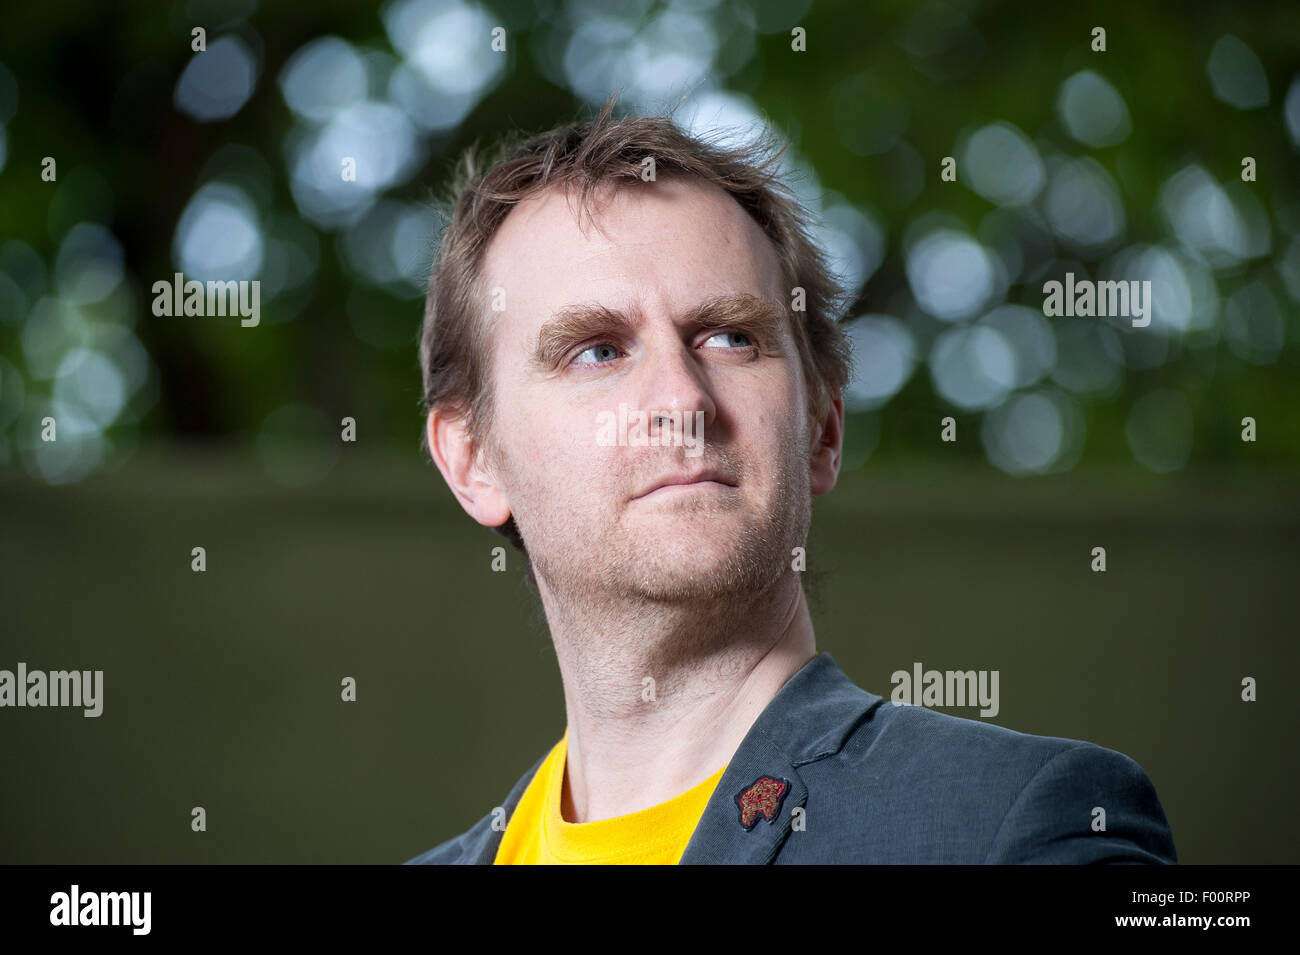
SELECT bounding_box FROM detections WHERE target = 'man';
[406,97,1177,865]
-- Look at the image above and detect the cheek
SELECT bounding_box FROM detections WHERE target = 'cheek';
[738,368,803,443]
[498,395,617,499]
[745,384,811,492]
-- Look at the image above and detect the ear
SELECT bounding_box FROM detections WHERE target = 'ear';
[426,408,513,528]
[808,389,844,496]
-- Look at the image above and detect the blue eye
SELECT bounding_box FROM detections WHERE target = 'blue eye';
[702,331,753,348]
[573,343,621,364]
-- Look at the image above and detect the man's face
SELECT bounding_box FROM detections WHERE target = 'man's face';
[476,176,829,603]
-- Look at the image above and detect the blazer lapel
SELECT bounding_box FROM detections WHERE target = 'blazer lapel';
[678,651,880,864]
[458,751,547,865]
[678,730,807,864]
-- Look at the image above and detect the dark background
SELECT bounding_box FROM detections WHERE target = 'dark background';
[0,0,1297,863]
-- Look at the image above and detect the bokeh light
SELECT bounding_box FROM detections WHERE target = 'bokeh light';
[174,34,260,122]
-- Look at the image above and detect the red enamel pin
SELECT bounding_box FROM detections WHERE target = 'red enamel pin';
[735,775,790,830]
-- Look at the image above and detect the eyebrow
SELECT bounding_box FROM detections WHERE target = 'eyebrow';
[529,292,788,371]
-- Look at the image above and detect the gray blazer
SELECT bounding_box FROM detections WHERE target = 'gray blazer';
[405,651,1177,864]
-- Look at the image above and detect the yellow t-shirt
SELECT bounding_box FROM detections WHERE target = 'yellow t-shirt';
[493,731,728,865]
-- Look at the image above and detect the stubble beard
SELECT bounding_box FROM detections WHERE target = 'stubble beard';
[513,441,811,609]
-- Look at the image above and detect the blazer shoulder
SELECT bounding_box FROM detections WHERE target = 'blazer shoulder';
[982,737,1178,864]
[862,700,1093,772]
[874,705,1177,863]
[786,701,1176,864]
[404,811,495,865]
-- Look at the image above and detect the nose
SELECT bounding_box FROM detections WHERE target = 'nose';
[632,328,717,442]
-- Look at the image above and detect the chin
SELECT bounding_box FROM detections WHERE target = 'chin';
[611,536,787,604]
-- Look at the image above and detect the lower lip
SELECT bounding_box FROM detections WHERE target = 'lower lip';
[635,481,735,501]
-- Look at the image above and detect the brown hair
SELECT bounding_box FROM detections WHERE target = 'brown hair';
[419,93,852,567]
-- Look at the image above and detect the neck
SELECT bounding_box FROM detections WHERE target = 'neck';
[536,570,816,823]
